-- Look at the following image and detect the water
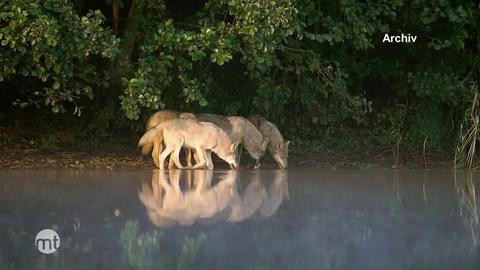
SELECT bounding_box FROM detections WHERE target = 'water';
[0,169,479,270]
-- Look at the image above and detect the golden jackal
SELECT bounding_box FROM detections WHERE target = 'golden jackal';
[138,118,239,169]
[248,115,290,169]
[196,113,269,165]
[142,110,196,167]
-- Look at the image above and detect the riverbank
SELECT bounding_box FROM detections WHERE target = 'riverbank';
[0,144,453,170]
[0,126,455,169]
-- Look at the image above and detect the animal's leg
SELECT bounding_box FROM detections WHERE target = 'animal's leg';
[152,170,167,208]
[194,150,202,164]
[187,149,202,167]
[186,170,194,189]
[158,145,173,170]
[171,146,184,169]
[205,150,214,170]
[152,137,163,168]
[169,169,181,193]
[205,169,213,187]
[186,149,193,167]
[193,170,206,194]
[152,170,160,198]
[236,143,243,165]
[191,147,207,169]
[159,172,172,192]
[168,156,177,169]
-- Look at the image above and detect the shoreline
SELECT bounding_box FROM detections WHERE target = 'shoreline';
[0,146,454,170]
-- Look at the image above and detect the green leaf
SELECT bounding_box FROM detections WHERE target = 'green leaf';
[52,81,60,90]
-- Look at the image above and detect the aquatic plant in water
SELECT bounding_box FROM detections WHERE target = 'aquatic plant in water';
[119,220,207,270]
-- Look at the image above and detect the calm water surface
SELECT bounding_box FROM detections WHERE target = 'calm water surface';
[0,169,479,269]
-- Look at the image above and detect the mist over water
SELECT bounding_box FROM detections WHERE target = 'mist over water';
[0,169,479,269]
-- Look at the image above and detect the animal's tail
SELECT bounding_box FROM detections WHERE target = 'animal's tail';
[141,143,153,156]
[138,125,164,150]
[141,113,162,155]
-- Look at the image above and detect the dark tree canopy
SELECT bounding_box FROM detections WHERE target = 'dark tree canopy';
[0,0,479,150]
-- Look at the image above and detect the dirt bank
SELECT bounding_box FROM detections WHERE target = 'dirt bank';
[0,144,453,170]
[0,126,454,169]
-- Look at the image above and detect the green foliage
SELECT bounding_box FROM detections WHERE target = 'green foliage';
[1,0,479,151]
[36,134,60,150]
[120,0,300,119]
[0,0,119,115]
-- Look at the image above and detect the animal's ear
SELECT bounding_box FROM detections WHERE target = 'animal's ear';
[275,143,283,150]
[261,137,270,149]
[284,140,290,148]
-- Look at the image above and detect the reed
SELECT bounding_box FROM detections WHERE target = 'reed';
[455,83,480,169]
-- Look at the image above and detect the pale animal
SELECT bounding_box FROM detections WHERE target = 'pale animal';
[142,110,196,168]
[196,113,269,166]
[138,118,239,169]
[248,115,290,168]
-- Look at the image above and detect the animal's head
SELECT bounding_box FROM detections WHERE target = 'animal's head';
[219,141,240,169]
[272,140,290,169]
[247,136,270,161]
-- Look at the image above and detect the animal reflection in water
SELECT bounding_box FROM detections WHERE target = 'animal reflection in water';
[138,170,289,228]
